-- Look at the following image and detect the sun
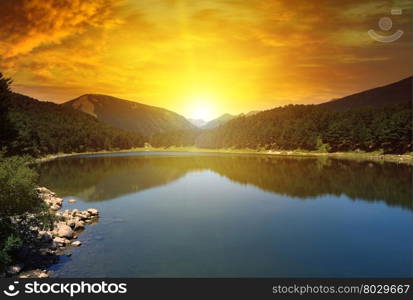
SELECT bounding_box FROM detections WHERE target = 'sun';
[191,104,212,121]
[187,95,216,121]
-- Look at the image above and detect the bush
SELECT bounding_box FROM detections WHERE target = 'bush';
[0,153,53,271]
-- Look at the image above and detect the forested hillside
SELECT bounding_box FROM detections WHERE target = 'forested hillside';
[63,94,194,137]
[0,74,145,157]
[150,78,412,154]
[1,72,411,156]
[194,101,411,154]
[202,113,236,129]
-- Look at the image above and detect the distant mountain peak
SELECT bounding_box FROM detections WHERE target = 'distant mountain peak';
[63,94,194,137]
[187,118,207,128]
[202,113,237,129]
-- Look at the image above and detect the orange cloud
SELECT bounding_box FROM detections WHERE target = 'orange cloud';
[0,0,122,62]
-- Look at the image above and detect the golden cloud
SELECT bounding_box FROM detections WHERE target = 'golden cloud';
[0,0,122,60]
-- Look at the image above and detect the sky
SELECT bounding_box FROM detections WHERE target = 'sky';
[0,0,412,121]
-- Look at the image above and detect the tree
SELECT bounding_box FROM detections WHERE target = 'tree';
[0,154,54,270]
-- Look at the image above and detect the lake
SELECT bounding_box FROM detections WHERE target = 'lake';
[36,152,413,277]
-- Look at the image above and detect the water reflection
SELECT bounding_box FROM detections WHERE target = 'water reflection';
[37,153,412,210]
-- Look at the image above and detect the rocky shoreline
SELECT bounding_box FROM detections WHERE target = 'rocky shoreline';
[3,187,99,278]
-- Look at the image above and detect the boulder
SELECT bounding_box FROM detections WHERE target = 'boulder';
[74,220,85,230]
[50,204,60,211]
[36,187,55,196]
[77,212,90,220]
[53,237,67,246]
[57,224,73,239]
[39,232,53,243]
[55,197,63,205]
[87,208,99,216]
[66,219,76,228]
[68,199,77,204]
[38,272,49,278]
[71,241,82,247]
[7,264,24,275]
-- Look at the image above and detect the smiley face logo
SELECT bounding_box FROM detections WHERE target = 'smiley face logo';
[3,281,20,297]
[368,8,404,43]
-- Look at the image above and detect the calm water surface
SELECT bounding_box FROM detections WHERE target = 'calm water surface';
[37,152,413,277]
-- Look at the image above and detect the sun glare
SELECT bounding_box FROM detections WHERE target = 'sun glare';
[187,95,216,121]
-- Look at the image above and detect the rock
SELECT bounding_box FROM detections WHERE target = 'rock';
[77,212,90,220]
[54,198,63,205]
[87,208,99,216]
[68,199,77,204]
[50,204,60,211]
[74,220,85,230]
[38,272,49,278]
[67,219,76,228]
[20,269,50,279]
[7,264,24,275]
[39,232,53,243]
[53,237,67,246]
[57,224,73,238]
[71,241,82,247]
[36,187,55,196]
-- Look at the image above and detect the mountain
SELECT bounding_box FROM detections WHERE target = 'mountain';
[202,113,237,129]
[193,77,412,154]
[319,76,412,111]
[244,110,260,117]
[187,118,206,127]
[62,94,194,137]
[202,111,260,129]
[1,93,144,156]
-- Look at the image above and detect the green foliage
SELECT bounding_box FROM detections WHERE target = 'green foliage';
[0,73,12,94]
[0,235,22,268]
[0,154,39,216]
[194,102,412,154]
[150,129,201,147]
[1,72,145,156]
[1,93,145,157]
[0,153,54,271]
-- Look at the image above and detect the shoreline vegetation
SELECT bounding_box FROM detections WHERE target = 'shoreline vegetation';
[36,147,413,165]
[1,187,99,278]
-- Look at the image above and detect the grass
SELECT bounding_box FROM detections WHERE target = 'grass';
[36,146,413,165]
